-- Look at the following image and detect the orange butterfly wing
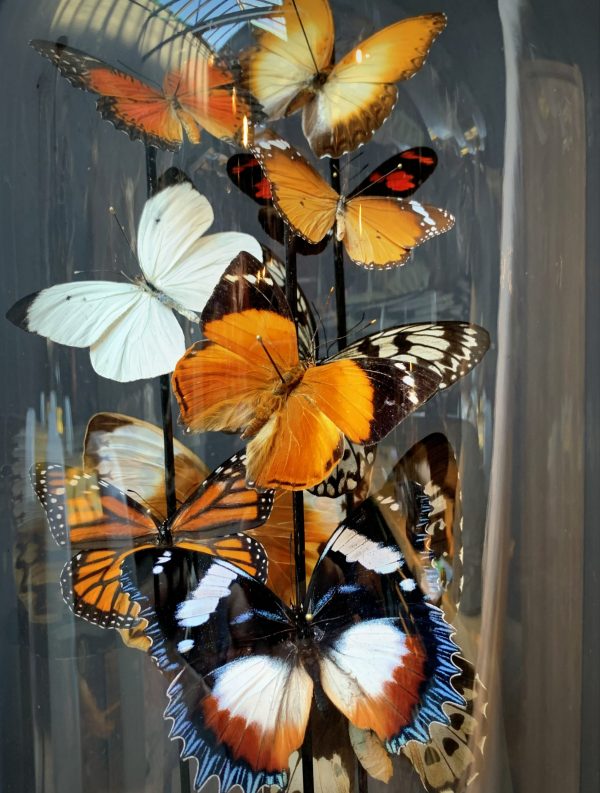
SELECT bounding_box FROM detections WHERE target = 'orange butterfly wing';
[342,196,455,268]
[246,388,344,490]
[304,13,447,157]
[172,253,301,434]
[252,134,338,242]
[174,58,254,143]
[31,463,160,547]
[250,491,342,605]
[63,547,152,628]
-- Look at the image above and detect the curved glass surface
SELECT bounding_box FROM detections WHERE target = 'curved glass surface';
[1,1,598,792]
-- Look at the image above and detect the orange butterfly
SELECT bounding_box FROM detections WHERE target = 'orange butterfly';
[250,132,454,268]
[241,0,446,157]
[31,39,256,150]
[172,251,490,490]
[84,411,342,607]
[30,450,272,630]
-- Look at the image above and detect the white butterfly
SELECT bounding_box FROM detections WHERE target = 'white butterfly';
[7,181,261,382]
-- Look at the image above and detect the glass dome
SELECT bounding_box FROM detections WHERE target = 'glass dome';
[1,1,598,792]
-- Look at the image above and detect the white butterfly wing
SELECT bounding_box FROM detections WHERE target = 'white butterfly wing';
[90,290,185,381]
[137,182,261,312]
[7,280,141,347]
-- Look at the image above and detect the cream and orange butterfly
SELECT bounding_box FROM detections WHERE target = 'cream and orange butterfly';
[241,0,446,157]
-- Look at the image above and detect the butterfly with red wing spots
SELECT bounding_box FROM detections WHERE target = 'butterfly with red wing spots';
[30,451,273,629]
[31,39,259,151]
[118,497,470,793]
[172,251,490,491]
[249,133,453,268]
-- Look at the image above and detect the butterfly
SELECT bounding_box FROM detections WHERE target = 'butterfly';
[31,39,257,151]
[6,179,261,381]
[29,450,273,631]
[249,133,454,268]
[240,0,446,157]
[84,409,343,609]
[172,250,490,490]
[374,433,460,605]
[118,497,470,793]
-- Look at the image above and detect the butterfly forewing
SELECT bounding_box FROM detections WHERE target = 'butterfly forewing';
[30,463,160,547]
[83,412,209,516]
[333,322,491,389]
[170,451,274,539]
[348,148,438,200]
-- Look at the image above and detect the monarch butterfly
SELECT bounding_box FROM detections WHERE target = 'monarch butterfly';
[248,132,453,268]
[240,0,446,157]
[7,179,261,381]
[172,251,490,490]
[30,450,273,630]
[118,497,472,793]
[31,39,257,150]
[84,410,343,609]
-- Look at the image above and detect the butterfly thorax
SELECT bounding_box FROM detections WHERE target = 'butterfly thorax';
[136,276,199,323]
[242,363,306,438]
[335,197,347,241]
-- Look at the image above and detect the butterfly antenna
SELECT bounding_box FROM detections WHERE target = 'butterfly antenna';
[109,206,138,264]
[310,301,329,360]
[325,318,377,356]
[126,489,165,522]
[290,0,321,74]
[256,336,285,383]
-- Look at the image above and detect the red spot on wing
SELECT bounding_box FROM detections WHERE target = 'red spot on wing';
[255,179,272,200]
[385,171,417,192]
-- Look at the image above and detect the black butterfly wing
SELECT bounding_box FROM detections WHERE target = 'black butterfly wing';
[332,322,490,390]
[263,246,320,360]
[120,548,311,793]
[305,500,466,754]
[348,148,438,200]
[227,152,273,206]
